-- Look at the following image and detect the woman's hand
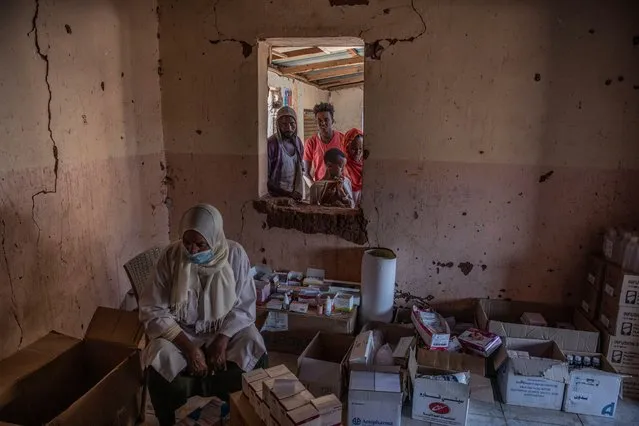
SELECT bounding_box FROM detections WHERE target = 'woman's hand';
[186,346,208,376]
[206,334,230,371]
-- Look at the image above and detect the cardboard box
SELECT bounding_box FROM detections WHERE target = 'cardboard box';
[275,390,314,425]
[494,338,569,410]
[477,299,599,352]
[256,306,358,335]
[281,403,320,426]
[580,280,601,321]
[310,394,342,426]
[360,322,416,367]
[415,344,486,377]
[602,262,639,307]
[521,312,548,327]
[347,366,402,426]
[0,307,143,426]
[599,327,639,373]
[562,351,622,417]
[244,369,269,398]
[411,306,451,349]
[348,330,373,365]
[230,391,264,426]
[586,255,606,290]
[408,347,470,426]
[297,332,354,399]
[599,304,639,337]
[621,375,639,400]
[264,373,298,408]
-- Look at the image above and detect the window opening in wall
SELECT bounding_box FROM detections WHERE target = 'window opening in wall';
[265,41,365,210]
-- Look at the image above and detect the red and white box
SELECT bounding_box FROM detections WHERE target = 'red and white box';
[411,306,451,349]
[458,328,502,357]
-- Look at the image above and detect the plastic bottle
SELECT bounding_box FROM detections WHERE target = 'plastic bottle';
[623,236,639,271]
[616,231,632,265]
[283,292,290,310]
[603,228,617,260]
[324,296,333,316]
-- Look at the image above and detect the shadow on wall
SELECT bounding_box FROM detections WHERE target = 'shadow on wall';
[502,1,639,304]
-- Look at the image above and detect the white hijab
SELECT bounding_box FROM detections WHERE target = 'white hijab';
[171,204,237,334]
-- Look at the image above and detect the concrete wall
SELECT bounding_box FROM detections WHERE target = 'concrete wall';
[0,0,167,360]
[160,1,639,304]
[330,86,364,132]
[267,70,330,140]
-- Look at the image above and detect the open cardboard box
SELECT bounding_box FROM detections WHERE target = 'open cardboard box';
[561,350,623,417]
[477,299,599,352]
[0,307,144,425]
[414,299,492,377]
[408,347,470,426]
[360,321,415,365]
[297,332,354,399]
[494,337,569,410]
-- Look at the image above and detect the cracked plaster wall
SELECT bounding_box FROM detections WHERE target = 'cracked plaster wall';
[160,0,639,305]
[0,0,168,360]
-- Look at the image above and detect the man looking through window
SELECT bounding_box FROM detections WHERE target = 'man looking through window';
[303,102,344,187]
[267,106,304,199]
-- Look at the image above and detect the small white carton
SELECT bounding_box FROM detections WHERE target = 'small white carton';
[563,353,623,417]
[333,293,354,313]
[495,338,569,411]
[347,366,402,426]
[349,330,373,365]
[276,389,315,425]
[242,368,268,398]
[408,347,470,426]
[281,403,321,426]
[521,312,548,327]
[310,394,342,426]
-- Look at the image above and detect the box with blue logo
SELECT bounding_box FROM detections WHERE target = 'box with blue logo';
[562,351,623,417]
[347,365,402,426]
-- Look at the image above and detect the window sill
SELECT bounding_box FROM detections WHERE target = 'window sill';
[252,196,368,245]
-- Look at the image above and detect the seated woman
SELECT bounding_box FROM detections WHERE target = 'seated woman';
[139,203,266,426]
[309,148,355,208]
[343,128,363,206]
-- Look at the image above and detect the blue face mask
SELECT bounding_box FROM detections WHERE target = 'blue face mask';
[187,249,213,265]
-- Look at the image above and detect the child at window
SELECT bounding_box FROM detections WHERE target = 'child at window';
[309,148,355,208]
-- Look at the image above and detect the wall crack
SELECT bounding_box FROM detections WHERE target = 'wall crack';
[1,220,24,348]
[209,38,254,58]
[365,0,427,59]
[28,0,60,242]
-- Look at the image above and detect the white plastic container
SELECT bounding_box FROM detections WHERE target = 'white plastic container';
[616,232,633,265]
[625,236,639,272]
[361,248,397,323]
[603,228,618,260]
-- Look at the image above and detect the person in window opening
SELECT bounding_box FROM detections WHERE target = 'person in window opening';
[343,128,364,206]
[310,148,355,208]
[267,106,304,200]
[303,102,344,187]
[139,204,267,426]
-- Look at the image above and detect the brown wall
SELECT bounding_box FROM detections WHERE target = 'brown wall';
[0,0,168,360]
[160,0,639,306]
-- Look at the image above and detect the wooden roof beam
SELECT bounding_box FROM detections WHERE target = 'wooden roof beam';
[319,75,364,89]
[305,65,363,82]
[276,57,363,75]
[328,81,365,91]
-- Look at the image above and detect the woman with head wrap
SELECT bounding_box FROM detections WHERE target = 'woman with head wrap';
[343,128,364,206]
[139,204,266,426]
[267,106,304,200]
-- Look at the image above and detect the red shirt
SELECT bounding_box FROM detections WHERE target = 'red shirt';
[303,131,345,181]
